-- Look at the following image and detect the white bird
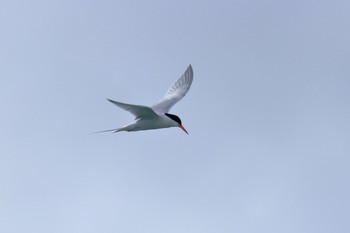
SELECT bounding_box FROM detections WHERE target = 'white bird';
[96,65,194,134]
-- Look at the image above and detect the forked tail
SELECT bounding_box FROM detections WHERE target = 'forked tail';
[91,128,122,134]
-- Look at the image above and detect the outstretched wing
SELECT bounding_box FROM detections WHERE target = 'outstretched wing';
[107,99,159,119]
[152,65,194,113]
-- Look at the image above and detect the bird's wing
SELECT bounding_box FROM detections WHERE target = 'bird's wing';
[107,99,159,119]
[152,65,193,113]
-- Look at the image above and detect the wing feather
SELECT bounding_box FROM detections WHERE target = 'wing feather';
[107,99,159,119]
[152,65,193,113]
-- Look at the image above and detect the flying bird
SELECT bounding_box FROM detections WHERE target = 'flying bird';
[96,65,194,134]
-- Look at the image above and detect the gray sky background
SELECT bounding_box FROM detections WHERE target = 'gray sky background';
[1,1,349,233]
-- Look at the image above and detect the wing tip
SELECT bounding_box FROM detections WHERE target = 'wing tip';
[188,64,193,72]
[185,64,194,81]
[107,98,118,105]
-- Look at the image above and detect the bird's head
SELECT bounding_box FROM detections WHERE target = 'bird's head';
[165,113,188,134]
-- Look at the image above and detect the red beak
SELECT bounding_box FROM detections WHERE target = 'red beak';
[179,124,189,134]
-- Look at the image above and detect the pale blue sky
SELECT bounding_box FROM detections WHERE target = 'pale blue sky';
[1,1,349,233]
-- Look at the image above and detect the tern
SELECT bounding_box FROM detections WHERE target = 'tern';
[96,65,193,134]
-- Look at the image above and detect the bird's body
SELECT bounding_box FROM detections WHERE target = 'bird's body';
[114,113,179,132]
[96,65,193,134]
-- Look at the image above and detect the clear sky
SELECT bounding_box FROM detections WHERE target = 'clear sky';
[1,1,349,233]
